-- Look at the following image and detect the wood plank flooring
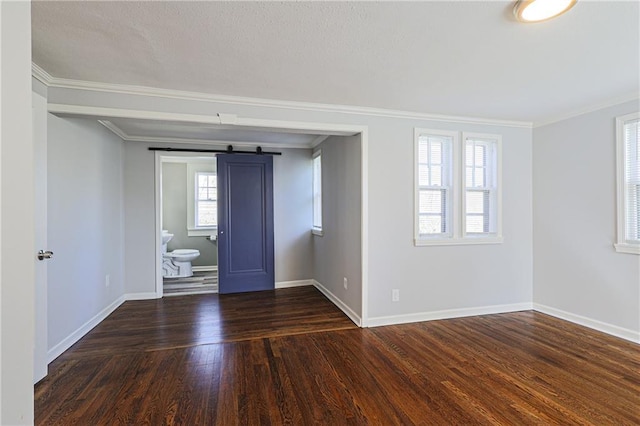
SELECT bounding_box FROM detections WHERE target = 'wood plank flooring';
[35,287,640,425]
[163,271,218,296]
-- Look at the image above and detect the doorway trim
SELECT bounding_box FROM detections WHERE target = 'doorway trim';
[48,105,368,327]
[154,151,218,298]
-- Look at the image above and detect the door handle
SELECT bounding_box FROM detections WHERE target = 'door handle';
[37,250,53,260]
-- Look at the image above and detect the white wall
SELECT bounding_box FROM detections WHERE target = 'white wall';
[123,142,157,296]
[313,135,362,320]
[366,118,533,324]
[47,116,124,353]
[273,148,314,282]
[124,142,314,295]
[533,100,640,341]
[0,2,35,423]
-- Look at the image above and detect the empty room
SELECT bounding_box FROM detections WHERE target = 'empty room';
[0,1,639,424]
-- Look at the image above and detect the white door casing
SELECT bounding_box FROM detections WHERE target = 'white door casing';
[33,90,48,383]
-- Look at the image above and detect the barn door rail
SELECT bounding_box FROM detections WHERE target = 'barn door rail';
[148,145,282,155]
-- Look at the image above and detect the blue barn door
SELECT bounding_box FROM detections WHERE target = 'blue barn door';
[217,154,275,294]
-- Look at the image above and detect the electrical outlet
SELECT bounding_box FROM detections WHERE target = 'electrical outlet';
[343,277,348,289]
[105,274,110,288]
[392,289,399,302]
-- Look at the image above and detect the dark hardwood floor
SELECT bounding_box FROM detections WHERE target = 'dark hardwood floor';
[35,287,640,425]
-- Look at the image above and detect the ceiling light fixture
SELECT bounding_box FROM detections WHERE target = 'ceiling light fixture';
[513,0,577,23]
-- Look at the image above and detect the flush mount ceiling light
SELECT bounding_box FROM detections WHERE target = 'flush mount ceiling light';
[513,0,577,23]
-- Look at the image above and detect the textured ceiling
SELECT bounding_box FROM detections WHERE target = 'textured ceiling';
[32,1,639,123]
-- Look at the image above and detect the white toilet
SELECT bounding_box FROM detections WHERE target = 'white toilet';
[162,230,200,278]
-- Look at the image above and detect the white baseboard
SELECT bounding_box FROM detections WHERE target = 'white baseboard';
[533,303,640,344]
[125,292,161,301]
[276,279,313,289]
[312,279,362,327]
[163,289,217,297]
[192,265,218,273]
[47,295,126,363]
[367,302,533,328]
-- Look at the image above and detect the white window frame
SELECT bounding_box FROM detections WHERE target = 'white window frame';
[187,161,217,237]
[414,129,503,246]
[312,150,323,236]
[414,129,458,244]
[615,111,640,254]
[462,133,503,241]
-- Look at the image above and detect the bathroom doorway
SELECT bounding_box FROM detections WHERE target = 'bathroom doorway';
[160,154,219,296]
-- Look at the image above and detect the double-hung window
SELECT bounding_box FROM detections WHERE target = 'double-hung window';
[414,129,502,246]
[463,134,501,237]
[415,131,454,239]
[196,172,217,228]
[615,112,640,254]
[187,161,217,236]
[312,150,323,236]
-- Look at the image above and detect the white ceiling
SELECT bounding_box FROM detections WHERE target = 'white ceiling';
[32,1,639,124]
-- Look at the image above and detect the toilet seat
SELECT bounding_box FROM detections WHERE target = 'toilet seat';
[164,249,200,262]
[168,249,199,257]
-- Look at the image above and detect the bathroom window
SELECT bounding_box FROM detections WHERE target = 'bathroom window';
[414,129,502,246]
[196,172,217,227]
[312,150,323,236]
[187,161,217,236]
[615,112,640,254]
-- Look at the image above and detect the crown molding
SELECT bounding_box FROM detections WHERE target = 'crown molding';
[533,92,640,128]
[98,120,313,149]
[32,62,532,129]
[31,62,53,85]
[97,120,129,140]
[311,135,330,148]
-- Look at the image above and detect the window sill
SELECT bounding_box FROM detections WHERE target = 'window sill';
[415,236,503,247]
[312,228,324,237]
[187,227,217,237]
[614,243,640,255]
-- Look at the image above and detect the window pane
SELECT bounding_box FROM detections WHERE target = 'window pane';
[466,191,485,214]
[313,154,322,229]
[626,120,640,184]
[208,175,217,187]
[419,164,430,186]
[419,190,442,214]
[474,168,485,187]
[198,174,208,187]
[431,165,442,186]
[198,188,208,200]
[475,145,486,167]
[197,201,217,226]
[466,143,474,166]
[465,167,474,187]
[466,189,491,233]
[418,140,429,163]
[466,215,484,233]
[625,184,640,240]
[431,140,442,165]
[419,215,442,234]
